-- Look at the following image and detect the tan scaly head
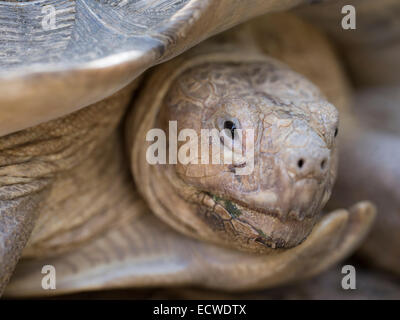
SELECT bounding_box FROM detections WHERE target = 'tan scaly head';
[147,58,340,252]
[125,27,375,288]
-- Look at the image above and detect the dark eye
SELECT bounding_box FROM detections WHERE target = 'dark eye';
[224,120,237,139]
[216,116,241,146]
[334,127,338,138]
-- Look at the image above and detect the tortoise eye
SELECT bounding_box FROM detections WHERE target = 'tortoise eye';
[334,127,338,138]
[216,116,241,148]
[223,120,237,139]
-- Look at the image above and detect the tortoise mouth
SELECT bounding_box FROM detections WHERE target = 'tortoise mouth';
[205,192,283,219]
[202,185,322,222]
[198,191,320,249]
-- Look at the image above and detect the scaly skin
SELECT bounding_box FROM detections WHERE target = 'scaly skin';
[3,13,376,297]
[156,60,339,252]
[127,13,369,254]
[0,82,138,294]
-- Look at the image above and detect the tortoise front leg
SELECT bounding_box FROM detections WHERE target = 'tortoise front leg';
[3,200,375,296]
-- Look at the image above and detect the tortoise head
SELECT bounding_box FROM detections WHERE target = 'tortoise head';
[134,58,339,253]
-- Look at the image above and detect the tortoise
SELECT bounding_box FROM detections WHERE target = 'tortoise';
[1,0,397,298]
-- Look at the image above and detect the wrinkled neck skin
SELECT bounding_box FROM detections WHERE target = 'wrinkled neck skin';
[0,84,134,293]
[151,59,339,253]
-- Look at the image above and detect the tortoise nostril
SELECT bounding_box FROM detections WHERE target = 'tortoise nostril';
[320,159,327,170]
[294,156,329,175]
[297,159,305,169]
